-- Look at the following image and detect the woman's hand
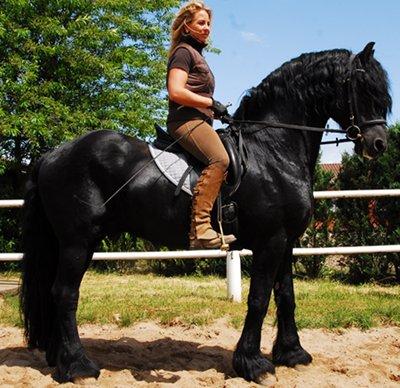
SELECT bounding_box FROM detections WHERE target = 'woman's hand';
[210,99,229,119]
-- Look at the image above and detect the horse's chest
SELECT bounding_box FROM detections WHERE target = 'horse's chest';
[237,171,313,235]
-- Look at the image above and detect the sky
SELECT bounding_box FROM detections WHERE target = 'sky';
[201,0,400,163]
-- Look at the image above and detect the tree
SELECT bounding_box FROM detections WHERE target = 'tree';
[334,124,400,283]
[0,0,179,168]
[0,0,180,256]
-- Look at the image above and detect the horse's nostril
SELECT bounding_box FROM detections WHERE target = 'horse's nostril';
[374,138,386,153]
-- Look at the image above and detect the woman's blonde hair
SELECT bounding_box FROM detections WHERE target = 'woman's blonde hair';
[169,1,212,57]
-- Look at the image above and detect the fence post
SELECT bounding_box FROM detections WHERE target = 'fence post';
[226,251,242,302]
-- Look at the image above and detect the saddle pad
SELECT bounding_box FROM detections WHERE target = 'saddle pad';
[148,144,195,196]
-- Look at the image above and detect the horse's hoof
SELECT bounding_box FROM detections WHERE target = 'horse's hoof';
[256,372,278,386]
[294,364,308,372]
[233,350,275,382]
[73,376,98,385]
[272,345,312,367]
[55,349,100,383]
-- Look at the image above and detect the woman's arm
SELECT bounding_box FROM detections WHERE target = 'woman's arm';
[168,68,212,108]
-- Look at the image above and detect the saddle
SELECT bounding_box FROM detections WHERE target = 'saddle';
[150,124,247,198]
[149,124,248,238]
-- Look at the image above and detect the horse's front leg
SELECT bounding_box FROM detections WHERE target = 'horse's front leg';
[233,231,286,383]
[272,247,312,367]
[50,243,100,383]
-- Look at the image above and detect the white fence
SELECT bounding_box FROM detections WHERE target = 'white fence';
[1,189,400,302]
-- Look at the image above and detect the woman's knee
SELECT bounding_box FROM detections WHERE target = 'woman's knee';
[212,153,230,172]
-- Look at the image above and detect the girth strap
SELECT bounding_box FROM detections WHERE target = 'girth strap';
[237,128,248,172]
[175,165,194,197]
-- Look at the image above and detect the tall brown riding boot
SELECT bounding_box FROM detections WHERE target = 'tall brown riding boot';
[189,164,236,249]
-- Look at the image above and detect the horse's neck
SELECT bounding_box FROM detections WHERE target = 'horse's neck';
[237,52,346,176]
[255,101,328,128]
[244,107,326,171]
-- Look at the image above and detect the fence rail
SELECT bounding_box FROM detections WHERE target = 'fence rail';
[0,200,24,208]
[0,250,248,261]
[1,189,400,302]
[2,244,400,262]
[2,189,400,208]
[313,189,400,199]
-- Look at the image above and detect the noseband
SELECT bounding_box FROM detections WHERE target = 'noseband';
[345,54,387,141]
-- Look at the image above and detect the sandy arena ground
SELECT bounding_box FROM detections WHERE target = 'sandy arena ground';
[0,320,399,387]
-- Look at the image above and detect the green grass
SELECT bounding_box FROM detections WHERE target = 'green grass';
[1,272,399,329]
[294,280,400,329]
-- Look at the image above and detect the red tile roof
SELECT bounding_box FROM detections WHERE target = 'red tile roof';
[320,163,341,178]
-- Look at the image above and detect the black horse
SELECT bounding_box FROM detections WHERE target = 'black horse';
[20,42,391,383]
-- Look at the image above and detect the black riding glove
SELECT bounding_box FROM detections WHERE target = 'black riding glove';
[210,99,229,120]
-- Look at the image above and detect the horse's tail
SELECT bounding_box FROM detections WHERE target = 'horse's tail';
[20,156,58,351]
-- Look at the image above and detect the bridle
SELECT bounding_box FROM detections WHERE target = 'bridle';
[226,53,387,144]
[344,54,387,141]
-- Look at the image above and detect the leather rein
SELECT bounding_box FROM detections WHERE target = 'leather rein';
[223,53,387,145]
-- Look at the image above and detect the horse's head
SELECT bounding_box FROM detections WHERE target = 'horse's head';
[333,42,392,159]
[233,43,391,161]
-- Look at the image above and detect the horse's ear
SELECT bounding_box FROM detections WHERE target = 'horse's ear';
[357,42,375,66]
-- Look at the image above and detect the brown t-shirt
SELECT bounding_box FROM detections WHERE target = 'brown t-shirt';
[167,36,215,124]
[168,47,193,74]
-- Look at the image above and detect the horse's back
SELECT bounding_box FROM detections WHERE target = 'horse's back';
[42,129,145,168]
[36,131,150,232]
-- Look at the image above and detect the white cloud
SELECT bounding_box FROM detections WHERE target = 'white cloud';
[240,31,263,44]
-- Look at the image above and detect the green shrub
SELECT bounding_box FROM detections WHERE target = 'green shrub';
[333,125,400,283]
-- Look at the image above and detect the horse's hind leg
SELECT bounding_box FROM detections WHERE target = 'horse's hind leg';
[50,242,99,383]
[272,247,312,367]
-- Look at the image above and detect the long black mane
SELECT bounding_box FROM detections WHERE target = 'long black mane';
[234,48,392,121]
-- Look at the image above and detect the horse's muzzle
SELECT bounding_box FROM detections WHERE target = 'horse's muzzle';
[356,125,388,159]
[373,137,387,154]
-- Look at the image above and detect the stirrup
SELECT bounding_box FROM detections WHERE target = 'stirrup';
[218,234,236,251]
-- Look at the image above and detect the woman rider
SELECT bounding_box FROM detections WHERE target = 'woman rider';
[167,1,236,249]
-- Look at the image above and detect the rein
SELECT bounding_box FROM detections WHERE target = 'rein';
[226,117,347,136]
[224,117,382,146]
[224,52,387,145]
[223,117,355,147]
